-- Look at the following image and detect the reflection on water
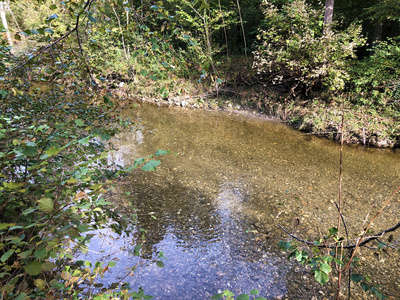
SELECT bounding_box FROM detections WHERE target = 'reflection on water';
[84,103,400,299]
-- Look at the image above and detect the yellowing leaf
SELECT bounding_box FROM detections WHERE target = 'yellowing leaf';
[37,198,54,212]
[34,278,46,290]
[3,182,24,190]
[0,223,15,230]
[66,177,77,184]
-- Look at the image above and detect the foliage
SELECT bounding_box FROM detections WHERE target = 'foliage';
[349,37,400,109]
[0,40,169,297]
[279,227,388,300]
[253,0,366,96]
[211,288,267,300]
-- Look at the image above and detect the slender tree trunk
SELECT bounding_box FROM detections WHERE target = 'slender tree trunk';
[323,0,334,34]
[218,0,229,59]
[0,2,13,47]
[236,0,248,62]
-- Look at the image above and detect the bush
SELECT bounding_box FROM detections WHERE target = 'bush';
[252,0,365,96]
[349,37,400,109]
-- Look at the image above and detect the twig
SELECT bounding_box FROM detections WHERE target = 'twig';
[342,184,400,273]
[277,220,400,249]
[9,0,95,74]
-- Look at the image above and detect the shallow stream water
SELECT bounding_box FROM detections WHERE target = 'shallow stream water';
[84,103,400,299]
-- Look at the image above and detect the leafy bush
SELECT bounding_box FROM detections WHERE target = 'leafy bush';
[253,0,365,96]
[0,77,165,298]
[349,37,400,108]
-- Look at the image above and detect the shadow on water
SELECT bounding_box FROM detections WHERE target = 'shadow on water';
[83,103,400,299]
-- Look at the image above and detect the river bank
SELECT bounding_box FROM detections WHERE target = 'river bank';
[111,83,400,149]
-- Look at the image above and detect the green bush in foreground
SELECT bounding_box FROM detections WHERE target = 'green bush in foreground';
[0,80,163,299]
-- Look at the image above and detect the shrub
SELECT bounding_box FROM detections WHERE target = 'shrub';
[252,0,365,96]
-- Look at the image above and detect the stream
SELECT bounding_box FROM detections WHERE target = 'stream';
[83,103,400,299]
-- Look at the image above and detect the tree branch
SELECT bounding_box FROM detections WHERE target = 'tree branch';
[10,0,95,74]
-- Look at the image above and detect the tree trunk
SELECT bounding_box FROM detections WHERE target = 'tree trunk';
[0,2,13,47]
[323,0,334,28]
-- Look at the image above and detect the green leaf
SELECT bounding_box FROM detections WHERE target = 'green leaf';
[295,250,302,262]
[75,119,85,126]
[45,147,60,157]
[108,261,116,267]
[150,75,158,81]
[41,262,56,271]
[78,137,90,144]
[254,298,267,300]
[142,160,160,171]
[44,28,54,34]
[24,261,43,275]
[23,146,37,156]
[1,249,14,262]
[314,270,329,285]
[15,293,28,300]
[278,240,292,251]
[88,14,97,23]
[37,198,54,212]
[101,133,111,141]
[210,294,223,299]
[49,4,57,10]
[140,70,148,77]
[350,274,364,283]
[320,263,332,274]
[0,89,7,100]
[329,227,338,236]
[223,290,234,297]
[134,157,145,168]
[134,244,142,256]
[155,149,168,156]
[34,248,48,259]
[156,261,164,268]
[237,294,249,300]
[250,289,259,295]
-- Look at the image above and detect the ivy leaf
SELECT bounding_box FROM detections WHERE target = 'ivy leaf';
[142,160,160,171]
[250,289,259,295]
[37,198,54,212]
[134,157,145,168]
[350,274,364,283]
[155,149,168,156]
[24,261,43,275]
[210,294,223,300]
[237,294,249,300]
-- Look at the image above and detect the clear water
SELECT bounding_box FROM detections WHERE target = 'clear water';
[84,103,400,299]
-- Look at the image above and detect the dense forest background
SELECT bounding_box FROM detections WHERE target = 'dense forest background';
[1,0,400,299]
